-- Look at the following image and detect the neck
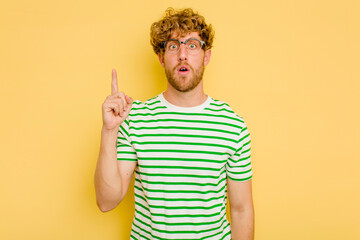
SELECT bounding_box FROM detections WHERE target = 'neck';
[163,82,207,107]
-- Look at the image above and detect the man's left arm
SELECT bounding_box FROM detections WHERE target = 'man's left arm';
[227,178,254,240]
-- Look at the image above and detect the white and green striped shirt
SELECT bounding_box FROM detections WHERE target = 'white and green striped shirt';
[117,93,252,240]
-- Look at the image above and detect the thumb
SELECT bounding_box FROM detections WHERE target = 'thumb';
[125,95,133,106]
[123,96,133,114]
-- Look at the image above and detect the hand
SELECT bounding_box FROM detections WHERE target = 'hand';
[102,69,133,131]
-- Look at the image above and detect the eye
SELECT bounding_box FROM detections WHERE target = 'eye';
[187,40,200,50]
[168,44,178,50]
[188,43,197,49]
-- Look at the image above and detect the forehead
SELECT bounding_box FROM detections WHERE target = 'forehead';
[170,31,201,40]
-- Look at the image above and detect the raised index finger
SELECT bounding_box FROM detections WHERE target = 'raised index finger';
[111,69,118,94]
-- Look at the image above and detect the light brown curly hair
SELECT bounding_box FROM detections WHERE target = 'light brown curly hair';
[150,8,215,55]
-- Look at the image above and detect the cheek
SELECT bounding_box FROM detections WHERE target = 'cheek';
[191,56,205,68]
[164,56,177,67]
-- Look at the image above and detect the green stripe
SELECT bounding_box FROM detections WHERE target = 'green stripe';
[131,118,241,129]
[117,158,137,162]
[146,95,158,102]
[116,151,136,155]
[132,101,142,105]
[136,148,230,156]
[239,132,250,143]
[117,158,137,161]
[131,106,167,111]
[139,177,226,187]
[228,154,251,162]
[228,155,251,163]
[132,222,157,240]
[140,193,224,203]
[239,155,251,161]
[210,101,230,107]
[234,140,250,155]
[134,208,227,226]
[129,111,243,123]
[131,227,151,240]
[117,136,127,140]
[119,124,129,136]
[242,147,251,154]
[116,143,132,148]
[129,125,239,135]
[133,215,228,235]
[132,141,236,151]
[138,164,221,171]
[227,162,252,171]
[135,192,224,210]
[130,132,237,143]
[204,107,234,114]
[135,200,226,218]
[227,174,252,181]
[146,100,161,106]
[212,226,231,240]
[134,180,226,194]
[136,168,226,178]
[137,156,227,164]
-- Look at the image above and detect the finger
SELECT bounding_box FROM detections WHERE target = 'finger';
[125,95,134,106]
[106,99,125,114]
[107,92,121,100]
[103,102,120,116]
[108,92,127,111]
[107,93,122,100]
[112,103,121,116]
[111,69,118,94]
[123,96,133,116]
[117,92,127,111]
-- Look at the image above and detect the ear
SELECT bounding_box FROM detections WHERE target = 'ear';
[203,49,211,66]
[158,53,165,68]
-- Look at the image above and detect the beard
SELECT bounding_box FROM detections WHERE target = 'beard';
[165,62,205,92]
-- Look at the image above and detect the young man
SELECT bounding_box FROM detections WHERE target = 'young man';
[95,8,254,240]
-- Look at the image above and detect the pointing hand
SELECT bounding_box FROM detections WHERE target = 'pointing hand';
[102,69,133,131]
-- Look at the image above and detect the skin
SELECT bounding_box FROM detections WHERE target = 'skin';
[228,178,255,240]
[158,32,211,107]
[94,69,136,212]
[94,32,254,240]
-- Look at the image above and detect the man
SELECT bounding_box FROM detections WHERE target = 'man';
[95,8,254,240]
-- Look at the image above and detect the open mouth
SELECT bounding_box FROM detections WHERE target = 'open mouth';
[177,65,190,73]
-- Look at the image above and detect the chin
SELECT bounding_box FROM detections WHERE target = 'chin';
[175,82,200,92]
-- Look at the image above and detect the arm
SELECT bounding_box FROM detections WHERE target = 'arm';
[94,69,135,212]
[94,127,137,212]
[227,178,254,240]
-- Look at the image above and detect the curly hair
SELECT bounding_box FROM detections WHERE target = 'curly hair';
[150,8,215,55]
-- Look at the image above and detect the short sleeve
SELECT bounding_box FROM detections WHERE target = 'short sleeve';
[226,121,253,181]
[117,118,137,161]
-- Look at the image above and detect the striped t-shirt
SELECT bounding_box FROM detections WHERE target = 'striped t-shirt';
[117,93,252,240]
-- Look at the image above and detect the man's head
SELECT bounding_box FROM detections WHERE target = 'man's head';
[150,8,215,93]
[150,8,214,55]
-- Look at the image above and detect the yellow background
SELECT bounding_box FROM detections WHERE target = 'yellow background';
[1,0,359,239]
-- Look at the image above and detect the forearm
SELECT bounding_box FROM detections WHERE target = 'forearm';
[94,127,122,211]
[230,206,254,240]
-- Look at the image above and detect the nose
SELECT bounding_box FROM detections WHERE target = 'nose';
[177,44,188,61]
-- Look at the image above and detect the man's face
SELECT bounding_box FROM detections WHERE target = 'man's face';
[158,32,211,92]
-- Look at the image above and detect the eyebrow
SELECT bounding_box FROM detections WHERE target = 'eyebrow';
[168,38,200,41]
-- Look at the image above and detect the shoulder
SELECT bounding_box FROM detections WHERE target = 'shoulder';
[128,95,166,118]
[130,95,163,109]
[207,97,247,129]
